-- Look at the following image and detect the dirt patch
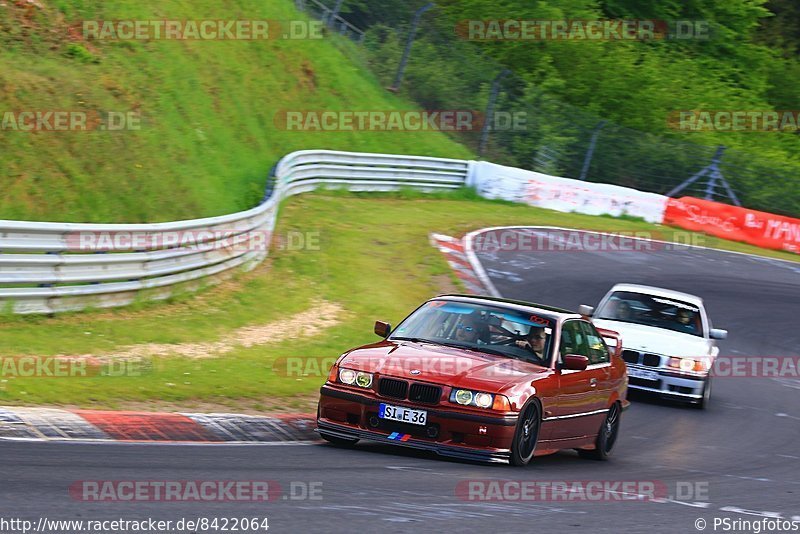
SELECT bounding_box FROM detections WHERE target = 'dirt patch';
[298,61,317,92]
[433,273,461,295]
[58,300,344,362]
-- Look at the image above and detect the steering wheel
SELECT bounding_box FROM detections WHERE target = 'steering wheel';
[488,324,526,346]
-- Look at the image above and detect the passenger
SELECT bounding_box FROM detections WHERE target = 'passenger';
[515,326,547,359]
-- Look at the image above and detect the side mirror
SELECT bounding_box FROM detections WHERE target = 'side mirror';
[709,328,728,340]
[578,305,594,317]
[374,320,392,338]
[562,354,589,371]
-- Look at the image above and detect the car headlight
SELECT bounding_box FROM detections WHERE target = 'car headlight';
[454,389,473,405]
[339,368,357,385]
[450,389,496,409]
[338,368,373,388]
[475,392,493,408]
[355,371,373,388]
[668,357,709,373]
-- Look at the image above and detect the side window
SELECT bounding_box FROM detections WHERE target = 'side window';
[581,322,610,365]
[560,321,589,359]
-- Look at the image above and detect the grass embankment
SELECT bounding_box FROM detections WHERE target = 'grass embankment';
[0,191,797,412]
[0,0,471,222]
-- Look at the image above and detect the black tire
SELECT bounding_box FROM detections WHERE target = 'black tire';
[693,376,712,410]
[578,402,621,461]
[510,401,540,466]
[319,432,359,447]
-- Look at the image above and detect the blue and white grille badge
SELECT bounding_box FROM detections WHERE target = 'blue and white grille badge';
[410,369,421,375]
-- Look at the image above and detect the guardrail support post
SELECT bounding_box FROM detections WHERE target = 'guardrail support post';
[389,3,434,92]
[578,120,606,181]
[330,0,344,25]
[478,69,511,156]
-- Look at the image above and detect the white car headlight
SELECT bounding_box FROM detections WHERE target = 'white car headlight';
[339,368,357,385]
[475,392,493,408]
[668,357,709,373]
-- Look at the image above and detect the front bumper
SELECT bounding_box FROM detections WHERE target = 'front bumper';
[317,384,518,463]
[627,364,707,401]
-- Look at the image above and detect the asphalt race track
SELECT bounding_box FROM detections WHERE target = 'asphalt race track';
[3,227,799,533]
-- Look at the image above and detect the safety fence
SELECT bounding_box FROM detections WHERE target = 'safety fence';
[0,149,795,314]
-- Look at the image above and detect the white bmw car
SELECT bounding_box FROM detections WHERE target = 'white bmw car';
[584,283,727,409]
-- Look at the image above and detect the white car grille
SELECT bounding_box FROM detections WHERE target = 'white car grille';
[622,349,664,368]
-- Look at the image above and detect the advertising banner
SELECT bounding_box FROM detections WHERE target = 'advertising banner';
[664,197,800,254]
[471,161,668,223]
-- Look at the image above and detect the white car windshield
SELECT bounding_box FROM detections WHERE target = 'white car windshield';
[596,291,704,337]
[389,300,555,365]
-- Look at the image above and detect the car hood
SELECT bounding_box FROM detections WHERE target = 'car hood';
[593,319,712,358]
[339,340,551,392]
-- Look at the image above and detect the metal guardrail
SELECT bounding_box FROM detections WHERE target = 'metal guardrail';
[0,150,469,314]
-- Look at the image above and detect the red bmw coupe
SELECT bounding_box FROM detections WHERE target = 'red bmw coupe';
[316,294,629,466]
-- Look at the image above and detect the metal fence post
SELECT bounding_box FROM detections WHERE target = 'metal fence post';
[330,0,344,23]
[703,146,741,206]
[389,3,434,92]
[579,120,606,181]
[478,69,511,156]
[667,145,722,198]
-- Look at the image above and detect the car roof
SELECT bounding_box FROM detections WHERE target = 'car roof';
[608,283,704,306]
[432,294,580,319]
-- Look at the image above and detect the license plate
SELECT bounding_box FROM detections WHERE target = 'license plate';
[379,403,428,426]
[628,367,659,381]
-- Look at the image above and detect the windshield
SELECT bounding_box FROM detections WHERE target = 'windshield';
[596,291,704,337]
[389,300,555,366]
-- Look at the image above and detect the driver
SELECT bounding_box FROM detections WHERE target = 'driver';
[614,300,632,321]
[454,313,481,343]
[515,326,546,359]
[676,309,696,333]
